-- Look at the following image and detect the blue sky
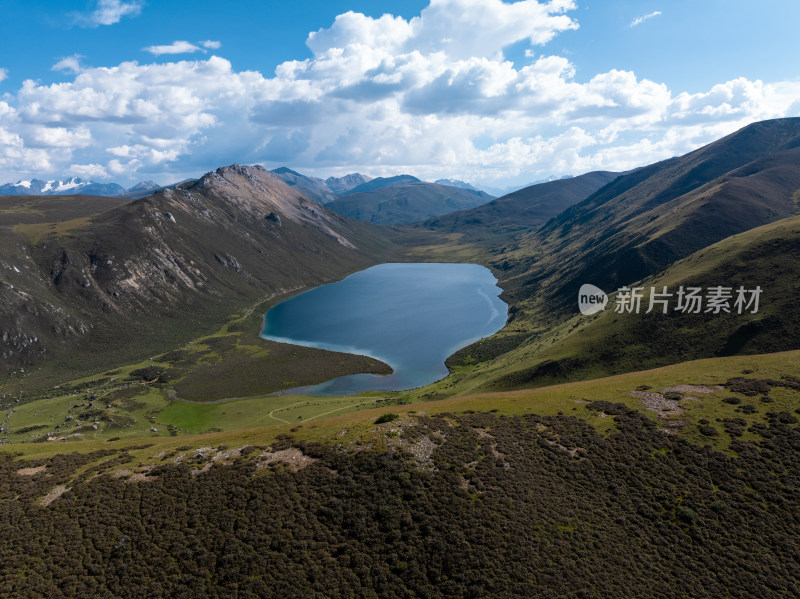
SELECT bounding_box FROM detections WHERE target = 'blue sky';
[1,0,799,188]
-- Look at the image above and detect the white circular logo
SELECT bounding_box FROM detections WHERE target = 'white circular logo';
[578,284,608,315]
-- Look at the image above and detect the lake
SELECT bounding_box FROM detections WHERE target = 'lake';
[261,262,507,395]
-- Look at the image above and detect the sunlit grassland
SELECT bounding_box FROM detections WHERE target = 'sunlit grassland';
[3,350,798,476]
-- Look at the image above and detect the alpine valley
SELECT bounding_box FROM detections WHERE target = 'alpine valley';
[3,118,800,598]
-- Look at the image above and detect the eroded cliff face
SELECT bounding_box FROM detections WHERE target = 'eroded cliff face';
[0,164,395,380]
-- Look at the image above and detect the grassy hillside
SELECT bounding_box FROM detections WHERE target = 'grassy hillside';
[504,118,800,313]
[399,119,800,389]
[326,182,494,225]
[440,214,800,395]
[415,170,618,247]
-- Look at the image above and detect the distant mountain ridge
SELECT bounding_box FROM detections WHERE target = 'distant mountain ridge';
[270,167,338,204]
[340,175,422,197]
[327,181,494,225]
[418,171,618,244]
[0,177,160,197]
[326,173,373,195]
[433,178,481,192]
[271,167,375,203]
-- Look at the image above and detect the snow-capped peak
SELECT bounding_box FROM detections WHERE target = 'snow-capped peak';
[55,177,84,192]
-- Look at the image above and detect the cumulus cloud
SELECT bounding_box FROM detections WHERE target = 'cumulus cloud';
[69,163,108,179]
[200,40,222,50]
[407,0,578,59]
[2,1,799,186]
[0,68,7,83]
[77,0,142,28]
[630,11,662,27]
[25,125,93,149]
[307,0,577,61]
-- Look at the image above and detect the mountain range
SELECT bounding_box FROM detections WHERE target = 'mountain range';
[5,118,800,386]
[433,178,482,191]
[418,170,618,244]
[0,177,161,198]
[270,171,497,224]
[327,177,495,225]
[4,117,800,596]
[269,167,373,204]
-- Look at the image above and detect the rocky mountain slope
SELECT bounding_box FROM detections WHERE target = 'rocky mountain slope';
[271,168,375,203]
[269,167,338,204]
[325,173,373,195]
[0,164,397,387]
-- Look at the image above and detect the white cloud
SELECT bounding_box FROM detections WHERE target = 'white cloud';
[630,11,662,27]
[52,55,84,74]
[78,0,142,28]
[69,163,108,179]
[144,41,203,56]
[0,68,7,83]
[107,158,132,175]
[26,125,92,149]
[144,40,223,56]
[407,0,578,59]
[2,1,799,186]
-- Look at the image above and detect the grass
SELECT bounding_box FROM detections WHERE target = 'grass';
[14,216,94,244]
[0,194,129,228]
[412,214,800,397]
[158,394,384,432]
[4,350,798,472]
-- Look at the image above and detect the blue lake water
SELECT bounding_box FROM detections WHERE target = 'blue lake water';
[261,262,507,396]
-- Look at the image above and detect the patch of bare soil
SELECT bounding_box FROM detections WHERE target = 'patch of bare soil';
[16,465,46,476]
[213,446,248,463]
[542,438,585,458]
[630,390,683,417]
[112,465,158,483]
[256,448,317,472]
[41,485,70,506]
[663,385,720,394]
